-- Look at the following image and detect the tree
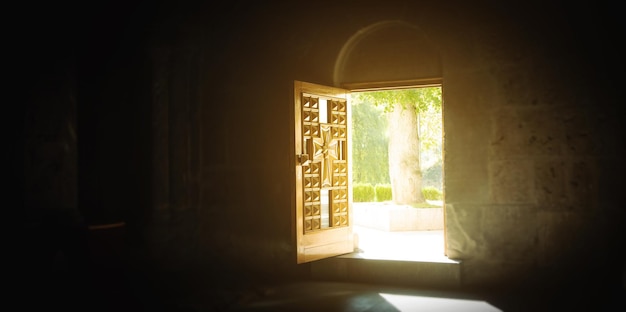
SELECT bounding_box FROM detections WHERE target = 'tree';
[353,87,442,205]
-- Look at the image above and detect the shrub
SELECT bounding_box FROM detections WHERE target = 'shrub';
[353,183,375,202]
[422,161,443,189]
[375,184,392,202]
[422,186,443,200]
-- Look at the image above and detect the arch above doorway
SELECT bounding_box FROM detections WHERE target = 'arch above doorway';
[334,20,442,87]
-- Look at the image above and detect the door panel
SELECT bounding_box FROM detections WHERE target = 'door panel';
[294,80,353,264]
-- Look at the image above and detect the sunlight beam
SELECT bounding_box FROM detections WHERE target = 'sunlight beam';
[379,293,503,312]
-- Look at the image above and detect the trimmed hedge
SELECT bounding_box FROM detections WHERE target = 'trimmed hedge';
[353,183,375,202]
[422,186,443,200]
[353,184,443,202]
[375,184,392,202]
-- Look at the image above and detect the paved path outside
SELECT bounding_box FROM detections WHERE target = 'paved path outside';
[347,225,456,263]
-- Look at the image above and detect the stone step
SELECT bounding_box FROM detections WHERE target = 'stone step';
[311,256,461,289]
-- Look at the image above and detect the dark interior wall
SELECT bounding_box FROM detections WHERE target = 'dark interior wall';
[144,1,316,283]
[18,0,625,300]
[17,0,154,222]
[17,0,155,303]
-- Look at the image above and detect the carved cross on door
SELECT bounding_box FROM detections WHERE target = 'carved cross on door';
[312,124,338,188]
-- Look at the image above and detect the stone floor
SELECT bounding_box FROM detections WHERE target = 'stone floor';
[22,254,625,312]
[227,281,504,312]
[18,216,625,311]
[218,280,624,312]
[204,222,624,312]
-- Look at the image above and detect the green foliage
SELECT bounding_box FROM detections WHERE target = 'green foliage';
[418,109,443,169]
[375,184,392,202]
[352,87,442,114]
[353,183,375,202]
[351,99,390,185]
[421,186,443,200]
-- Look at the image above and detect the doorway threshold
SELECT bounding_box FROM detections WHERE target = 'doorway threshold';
[313,226,461,288]
[339,226,458,264]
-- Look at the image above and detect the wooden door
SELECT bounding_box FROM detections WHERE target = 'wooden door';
[294,80,353,264]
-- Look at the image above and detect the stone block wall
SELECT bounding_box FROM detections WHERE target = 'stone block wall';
[442,20,625,286]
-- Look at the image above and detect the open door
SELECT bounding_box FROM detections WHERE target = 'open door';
[294,80,353,264]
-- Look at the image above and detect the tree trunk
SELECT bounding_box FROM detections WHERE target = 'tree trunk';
[387,103,424,205]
